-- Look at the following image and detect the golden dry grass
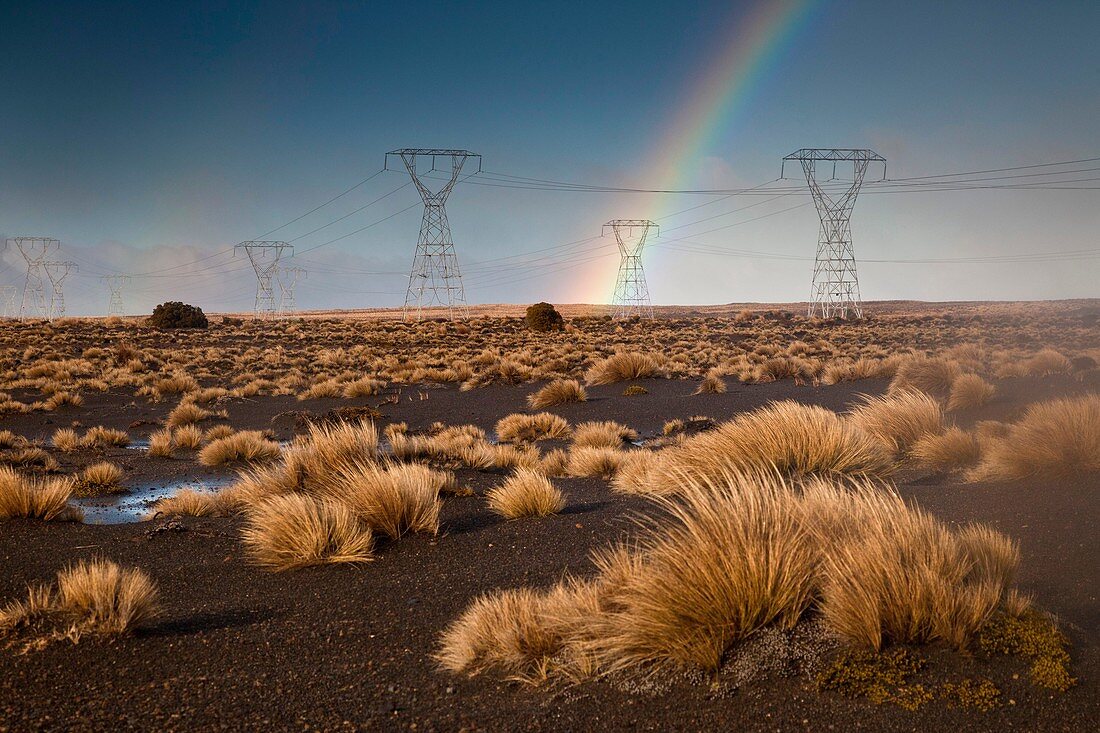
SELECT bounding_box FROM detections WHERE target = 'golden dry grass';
[81,426,130,448]
[969,393,1100,480]
[693,374,727,394]
[495,413,571,443]
[608,450,667,496]
[166,401,210,428]
[0,559,159,640]
[317,460,442,539]
[911,427,981,470]
[486,469,565,519]
[241,494,375,571]
[647,401,893,494]
[888,355,961,398]
[198,430,281,467]
[172,424,204,450]
[527,379,587,409]
[51,428,81,452]
[571,420,638,449]
[150,488,232,517]
[847,390,944,456]
[147,428,174,457]
[566,446,624,479]
[584,352,661,385]
[0,467,82,522]
[947,373,996,410]
[75,462,125,496]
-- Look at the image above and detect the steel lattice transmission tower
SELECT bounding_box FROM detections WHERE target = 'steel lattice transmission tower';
[103,274,130,317]
[782,148,886,319]
[235,241,292,318]
[604,220,657,320]
[386,149,481,321]
[43,261,77,320]
[9,237,59,320]
[277,266,305,315]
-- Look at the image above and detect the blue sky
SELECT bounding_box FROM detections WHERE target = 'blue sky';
[1,0,1098,315]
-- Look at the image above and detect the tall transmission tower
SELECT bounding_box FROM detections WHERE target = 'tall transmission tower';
[782,148,886,319]
[103,274,130,317]
[0,286,17,318]
[385,148,481,321]
[43,261,77,320]
[277,266,305,315]
[235,241,292,319]
[10,237,59,320]
[603,219,657,320]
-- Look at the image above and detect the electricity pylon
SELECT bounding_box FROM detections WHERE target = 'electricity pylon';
[10,237,59,320]
[235,241,292,318]
[277,266,305,315]
[386,148,481,321]
[0,286,17,318]
[603,219,657,320]
[103,274,129,317]
[782,148,886,319]
[43,261,77,320]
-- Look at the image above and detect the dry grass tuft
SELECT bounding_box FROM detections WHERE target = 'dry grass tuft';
[566,446,624,479]
[1022,349,1072,377]
[969,394,1100,480]
[486,469,565,519]
[75,462,125,496]
[52,428,81,452]
[318,460,442,539]
[81,426,130,449]
[648,401,893,494]
[888,356,961,399]
[151,488,232,517]
[584,352,661,385]
[527,379,587,409]
[609,450,667,496]
[947,373,996,411]
[572,420,638,449]
[847,390,944,456]
[241,494,374,571]
[166,401,210,428]
[694,374,727,395]
[172,424,204,450]
[495,413,571,443]
[147,428,174,457]
[198,430,281,467]
[0,467,82,521]
[0,559,159,641]
[911,427,981,470]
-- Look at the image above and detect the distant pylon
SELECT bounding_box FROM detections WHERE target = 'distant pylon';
[386,148,481,321]
[235,241,292,319]
[604,219,657,320]
[103,274,130,317]
[0,286,17,318]
[783,148,886,319]
[43,261,77,320]
[277,266,305,315]
[10,237,59,320]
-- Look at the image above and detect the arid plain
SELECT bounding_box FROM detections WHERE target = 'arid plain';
[1,300,1098,731]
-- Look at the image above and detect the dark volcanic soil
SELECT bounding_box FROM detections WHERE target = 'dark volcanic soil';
[1,376,1098,732]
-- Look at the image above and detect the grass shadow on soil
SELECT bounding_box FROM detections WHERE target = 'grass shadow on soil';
[142,608,278,637]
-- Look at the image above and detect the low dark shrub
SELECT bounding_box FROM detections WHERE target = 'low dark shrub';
[525,302,564,333]
[148,302,208,329]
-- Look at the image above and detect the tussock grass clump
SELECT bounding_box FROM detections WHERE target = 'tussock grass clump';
[609,450,666,496]
[888,356,961,399]
[317,460,442,539]
[148,428,174,457]
[152,488,232,517]
[241,494,374,571]
[0,467,82,521]
[486,469,565,519]
[528,378,589,407]
[198,430,281,467]
[1021,348,1072,377]
[572,420,638,449]
[495,413,571,443]
[439,471,1025,682]
[947,373,996,411]
[343,377,384,398]
[289,420,379,486]
[847,390,944,456]
[648,401,893,494]
[203,424,236,442]
[43,391,83,410]
[172,424,204,450]
[52,428,81,452]
[585,352,661,385]
[694,374,726,394]
[75,462,125,496]
[566,446,624,479]
[911,427,981,470]
[0,559,159,642]
[166,401,210,428]
[969,393,1100,480]
[81,426,130,449]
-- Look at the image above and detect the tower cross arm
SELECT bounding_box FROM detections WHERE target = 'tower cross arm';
[782,148,886,162]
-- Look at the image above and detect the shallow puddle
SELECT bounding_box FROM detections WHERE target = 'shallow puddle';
[72,477,234,524]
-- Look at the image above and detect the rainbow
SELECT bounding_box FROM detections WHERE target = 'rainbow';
[586,0,818,304]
